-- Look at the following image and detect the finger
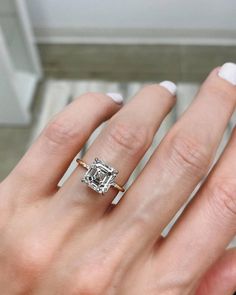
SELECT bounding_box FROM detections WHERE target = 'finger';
[154,125,236,288]
[196,248,236,295]
[111,63,236,250]
[58,82,176,213]
[7,93,122,199]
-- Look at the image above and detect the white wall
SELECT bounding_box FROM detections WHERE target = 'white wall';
[25,0,236,44]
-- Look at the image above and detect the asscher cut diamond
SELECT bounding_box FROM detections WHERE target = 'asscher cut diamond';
[82,158,118,194]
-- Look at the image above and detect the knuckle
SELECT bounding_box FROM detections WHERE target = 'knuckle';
[44,116,82,148]
[67,250,119,295]
[204,84,235,107]
[69,272,107,295]
[168,134,210,177]
[80,92,112,110]
[70,283,102,295]
[207,179,236,221]
[80,92,105,102]
[106,121,150,156]
[142,83,175,97]
[6,239,51,293]
[15,245,49,276]
[139,84,161,95]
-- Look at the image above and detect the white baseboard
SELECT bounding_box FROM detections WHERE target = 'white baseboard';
[35,27,236,46]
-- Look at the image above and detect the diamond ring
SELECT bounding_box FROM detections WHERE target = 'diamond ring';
[76,158,125,195]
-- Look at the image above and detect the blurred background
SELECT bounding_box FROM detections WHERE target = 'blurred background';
[0,0,236,242]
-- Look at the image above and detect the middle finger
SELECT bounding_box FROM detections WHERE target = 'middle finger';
[57,82,176,215]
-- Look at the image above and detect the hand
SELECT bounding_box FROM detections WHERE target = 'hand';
[0,63,236,295]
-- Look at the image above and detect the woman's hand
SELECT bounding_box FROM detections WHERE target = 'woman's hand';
[0,63,236,295]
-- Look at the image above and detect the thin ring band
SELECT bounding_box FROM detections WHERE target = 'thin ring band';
[76,158,90,170]
[76,158,125,193]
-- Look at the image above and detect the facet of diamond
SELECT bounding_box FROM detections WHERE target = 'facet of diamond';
[81,158,118,194]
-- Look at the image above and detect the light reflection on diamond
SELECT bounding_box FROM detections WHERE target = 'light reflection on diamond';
[82,158,118,194]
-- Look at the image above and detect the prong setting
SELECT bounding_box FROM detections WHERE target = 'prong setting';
[81,158,118,194]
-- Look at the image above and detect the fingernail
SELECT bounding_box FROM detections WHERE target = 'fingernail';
[106,93,124,104]
[218,62,236,86]
[159,81,177,95]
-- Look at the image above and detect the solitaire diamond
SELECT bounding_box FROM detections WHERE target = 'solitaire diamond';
[82,158,118,194]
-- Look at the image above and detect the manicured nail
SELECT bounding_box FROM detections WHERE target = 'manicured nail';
[159,81,177,95]
[106,93,124,104]
[218,62,236,86]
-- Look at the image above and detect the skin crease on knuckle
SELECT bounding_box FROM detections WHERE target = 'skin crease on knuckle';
[44,117,83,149]
[165,133,211,180]
[105,120,151,157]
[205,179,236,226]
[42,92,113,151]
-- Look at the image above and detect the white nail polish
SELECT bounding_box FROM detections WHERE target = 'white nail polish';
[106,93,124,104]
[159,81,177,95]
[218,62,236,86]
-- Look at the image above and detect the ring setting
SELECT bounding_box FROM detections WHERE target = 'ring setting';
[76,158,125,195]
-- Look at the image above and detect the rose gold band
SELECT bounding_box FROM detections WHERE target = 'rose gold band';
[76,158,90,170]
[112,182,125,192]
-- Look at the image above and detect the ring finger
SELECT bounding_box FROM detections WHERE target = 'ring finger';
[58,81,177,215]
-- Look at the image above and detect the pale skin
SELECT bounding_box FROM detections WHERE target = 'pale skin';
[0,67,236,294]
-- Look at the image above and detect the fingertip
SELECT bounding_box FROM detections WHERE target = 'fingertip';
[218,63,236,86]
[159,81,177,96]
[106,93,124,105]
